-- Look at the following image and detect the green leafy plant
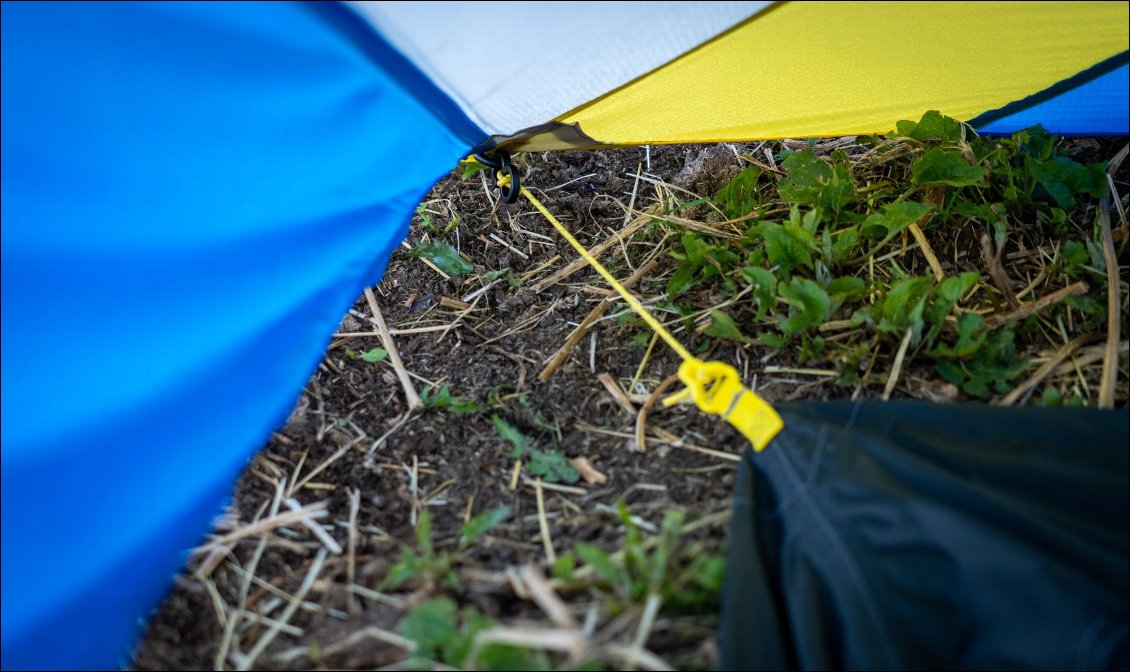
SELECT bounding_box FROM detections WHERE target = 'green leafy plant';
[412,241,473,276]
[892,109,963,143]
[460,158,490,181]
[460,506,510,550]
[695,110,1117,403]
[402,598,550,670]
[359,347,388,363]
[777,277,831,337]
[491,415,579,484]
[704,310,752,343]
[569,503,725,614]
[382,507,456,591]
[714,166,763,218]
[936,328,1028,398]
[667,231,741,297]
[910,148,986,187]
[778,150,856,213]
[420,384,480,414]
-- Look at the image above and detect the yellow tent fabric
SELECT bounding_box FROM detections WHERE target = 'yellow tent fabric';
[560,1,1129,146]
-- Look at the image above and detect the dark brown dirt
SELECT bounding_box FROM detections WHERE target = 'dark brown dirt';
[132,136,1128,671]
[132,144,764,671]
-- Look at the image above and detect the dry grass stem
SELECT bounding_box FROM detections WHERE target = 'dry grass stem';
[605,643,675,672]
[518,566,578,629]
[540,259,658,380]
[238,548,329,671]
[999,332,1105,406]
[1049,341,1128,377]
[981,231,1019,309]
[598,373,638,415]
[285,497,343,554]
[334,324,451,338]
[439,297,472,311]
[195,504,328,556]
[532,204,661,292]
[318,626,414,660]
[635,374,680,453]
[214,486,284,669]
[489,232,531,260]
[465,628,587,670]
[345,487,361,615]
[400,240,452,280]
[365,287,421,410]
[627,592,664,672]
[984,281,1088,330]
[908,222,944,281]
[525,478,587,496]
[762,366,838,376]
[534,480,557,566]
[291,435,365,495]
[883,326,915,400]
[1098,145,1127,407]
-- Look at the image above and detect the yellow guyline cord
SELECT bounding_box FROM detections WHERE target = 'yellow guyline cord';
[495,169,783,451]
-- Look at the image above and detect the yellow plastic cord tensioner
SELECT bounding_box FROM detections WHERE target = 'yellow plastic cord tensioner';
[485,162,784,451]
[663,359,783,451]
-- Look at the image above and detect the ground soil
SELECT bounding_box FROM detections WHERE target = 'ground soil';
[132,138,1128,671]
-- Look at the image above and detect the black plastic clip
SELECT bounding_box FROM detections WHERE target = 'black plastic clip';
[473,151,520,204]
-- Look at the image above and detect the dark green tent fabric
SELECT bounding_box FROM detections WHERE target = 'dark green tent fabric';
[719,401,1129,671]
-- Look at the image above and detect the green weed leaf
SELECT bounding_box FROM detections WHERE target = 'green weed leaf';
[575,542,622,586]
[359,348,388,363]
[1028,156,1107,208]
[829,227,861,264]
[526,448,580,484]
[861,202,932,250]
[704,310,751,343]
[911,148,986,187]
[876,277,933,340]
[777,277,831,336]
[760,331,788,349]
[893,110,963,144]
[382,551,420,590]
[779,151,855,212]
[413,241,473,275]
[714,166,763,218]
[935,329,1027,397]
[926,272,980,326]
[482,267,510,282]
[826,276,866,300]
[761,221,815,273]
[460,159,490,180]
[742,266,778,319]
[460,506,510,549]
[492,415,532,456]
[667,262,698,297]
[929,312,986,359]
[402,598,458,660]
[421,384,479,414]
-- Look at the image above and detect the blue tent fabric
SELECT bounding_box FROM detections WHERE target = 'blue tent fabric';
[0,2,479,668]
[975,59,1130,136]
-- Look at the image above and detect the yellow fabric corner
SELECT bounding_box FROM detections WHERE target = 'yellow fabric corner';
[561,1,1129,144]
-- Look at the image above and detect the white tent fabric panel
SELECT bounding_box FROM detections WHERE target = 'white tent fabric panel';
[348,1,770,137]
